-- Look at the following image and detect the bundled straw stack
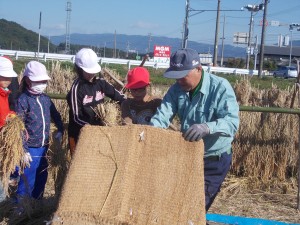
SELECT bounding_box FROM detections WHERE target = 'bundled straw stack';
[93,101,122,126]
[0,115,26,196]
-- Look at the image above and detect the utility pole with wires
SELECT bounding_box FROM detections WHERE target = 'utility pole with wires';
[213,0,221,66]
[147,33,152,54]
[243,3,264,70]
[220,14,226,67]
[65,1,72,54]
[37,11,42,60]
[114,30,117,58]
[48,35,50,54]
[258,0,269,78]
[254,35,258,70]
[126,41,130,58]
[182,0,242,61]
[182,0,190,48]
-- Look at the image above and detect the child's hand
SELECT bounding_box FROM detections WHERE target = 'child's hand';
[6,113,16,122]
[22,152,32,168]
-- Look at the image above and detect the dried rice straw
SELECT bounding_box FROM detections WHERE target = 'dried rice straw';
[0,115,26,196]
[92,101,122,126]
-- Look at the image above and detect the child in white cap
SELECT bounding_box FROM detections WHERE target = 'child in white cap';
[14,61,64,203]
[67,48,125,157]
[0,56,18,203]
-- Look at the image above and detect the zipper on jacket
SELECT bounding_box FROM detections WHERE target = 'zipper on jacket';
[37,96,46,146]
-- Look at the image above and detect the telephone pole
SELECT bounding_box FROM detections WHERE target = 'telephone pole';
[126,41,130,58]
[37,11,41,59]
[220,15,226,67]
[246,10,254,69]
[103,42,106,58]
[182,0,242,59]
[213,0,221,66]
[243,4,264,69]
[258,0,268,78]
[148,33,152,54]
[65,1,71,53]
[114,30,117,58]
[182,0,190,48]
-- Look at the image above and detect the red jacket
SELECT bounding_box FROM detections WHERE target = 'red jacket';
[0,88,14,128]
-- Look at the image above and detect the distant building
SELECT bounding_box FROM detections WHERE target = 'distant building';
[258,45,300,66]
[199,53,213,65]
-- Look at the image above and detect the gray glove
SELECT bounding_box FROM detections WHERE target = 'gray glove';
[184,123,210,142]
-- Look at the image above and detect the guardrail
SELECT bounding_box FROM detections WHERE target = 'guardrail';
[0,49,258,75]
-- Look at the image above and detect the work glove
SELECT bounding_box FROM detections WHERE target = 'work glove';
[22,152,32,168]
[183,123,210,142]
[55,131,63,143]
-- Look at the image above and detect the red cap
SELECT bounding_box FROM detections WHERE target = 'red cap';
[125,67,150,89]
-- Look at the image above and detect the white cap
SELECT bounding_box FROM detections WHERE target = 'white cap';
[23,61,51,81]
[75,48,101,74]
[0,56,18,78]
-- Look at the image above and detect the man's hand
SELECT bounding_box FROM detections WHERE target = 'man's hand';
[183,123,210,142]
[55,131,63,143]
[22,152,32,168]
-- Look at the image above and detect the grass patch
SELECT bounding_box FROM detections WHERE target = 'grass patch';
[217,74,296,90]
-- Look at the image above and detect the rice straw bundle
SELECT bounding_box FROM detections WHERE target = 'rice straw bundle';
[0,115,26,196]
[48,124,70,197]
[92,101,122,126]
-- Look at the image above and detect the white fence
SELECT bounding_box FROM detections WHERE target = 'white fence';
[0,49,258,76]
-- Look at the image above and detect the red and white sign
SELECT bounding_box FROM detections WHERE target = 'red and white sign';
[153,45,171,63]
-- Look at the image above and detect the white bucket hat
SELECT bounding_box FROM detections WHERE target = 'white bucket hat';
[23,61,51,81]
[75,48,101,74]
[0,56,18,78]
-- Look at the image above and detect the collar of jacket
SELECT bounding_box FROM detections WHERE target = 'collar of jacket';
[25,89,44,98]
[199,70,211,96]
[0,87,11,97]
[79,76,98,84]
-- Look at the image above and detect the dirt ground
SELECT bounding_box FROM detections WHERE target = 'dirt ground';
[208,179,300,224]
[1,173,300,225]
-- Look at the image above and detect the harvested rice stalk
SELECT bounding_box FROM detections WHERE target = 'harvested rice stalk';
[92,101,122,126]
[0,116,26,196]
[48,124,70,197]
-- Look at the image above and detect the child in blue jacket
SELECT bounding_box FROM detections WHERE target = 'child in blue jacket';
[15,61,63,201]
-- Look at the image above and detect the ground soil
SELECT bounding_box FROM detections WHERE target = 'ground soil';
[1,175,300,224]
[208,179,300,224]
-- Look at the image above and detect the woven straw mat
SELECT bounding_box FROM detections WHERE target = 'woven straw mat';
[51,125,205,225]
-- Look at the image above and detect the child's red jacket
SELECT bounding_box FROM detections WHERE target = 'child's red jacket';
[0,88,14,128]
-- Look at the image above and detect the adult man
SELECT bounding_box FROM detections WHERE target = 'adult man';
[150,48,239,211]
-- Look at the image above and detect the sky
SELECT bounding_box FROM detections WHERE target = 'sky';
[0,0,300,50]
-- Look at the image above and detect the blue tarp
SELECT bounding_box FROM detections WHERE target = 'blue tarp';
[206,214,300,225]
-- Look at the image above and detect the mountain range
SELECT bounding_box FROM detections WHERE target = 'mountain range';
[50,33,247,58]
[1,18,300,58]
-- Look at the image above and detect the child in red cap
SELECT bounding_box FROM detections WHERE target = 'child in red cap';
[121,67,162,125]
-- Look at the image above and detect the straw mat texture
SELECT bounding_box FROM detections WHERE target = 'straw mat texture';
[52,125,205,225]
